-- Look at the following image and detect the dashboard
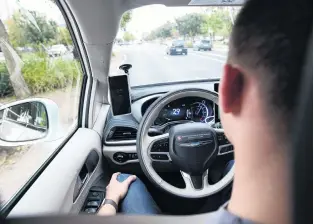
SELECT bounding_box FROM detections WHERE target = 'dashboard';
[103,82,221,165]
[142,97,215,126]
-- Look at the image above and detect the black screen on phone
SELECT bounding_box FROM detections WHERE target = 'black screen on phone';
[108,75,131,115]
[214,83,220,122]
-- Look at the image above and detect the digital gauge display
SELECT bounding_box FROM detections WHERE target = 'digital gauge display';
[153,97,214,126]
[191,101,213,123]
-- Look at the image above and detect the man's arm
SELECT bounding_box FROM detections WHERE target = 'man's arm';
[98,172,136,216]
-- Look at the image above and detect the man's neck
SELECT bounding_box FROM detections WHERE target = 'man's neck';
[228,141,289,224]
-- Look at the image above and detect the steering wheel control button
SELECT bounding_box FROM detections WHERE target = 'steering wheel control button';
[151,139,169,152]
[217,133,230,145]
[151,154,169,161]
[219,144,234,155]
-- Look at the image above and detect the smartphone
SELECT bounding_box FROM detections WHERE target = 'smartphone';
[214,83,220,122]
[108,75,131,116]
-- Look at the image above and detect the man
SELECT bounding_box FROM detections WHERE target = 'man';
[98,0,311,223]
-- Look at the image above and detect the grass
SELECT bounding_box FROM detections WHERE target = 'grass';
[22,53,83,94]
[0,52,83,99]
[0,62,7,73]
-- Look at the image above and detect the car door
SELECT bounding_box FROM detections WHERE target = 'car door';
[0,0,109,217]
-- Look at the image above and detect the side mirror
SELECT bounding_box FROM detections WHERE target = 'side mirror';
[0,98,60,147]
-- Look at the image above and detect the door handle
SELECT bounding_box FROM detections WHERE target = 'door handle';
[79,164,89,186]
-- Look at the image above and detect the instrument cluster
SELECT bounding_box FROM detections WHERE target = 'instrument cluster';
[153,97,215,126]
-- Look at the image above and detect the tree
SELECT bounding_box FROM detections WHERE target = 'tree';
[155,22,175,39]
[123,32,135,42]
[175,13,207,39]
[206,10,233,39]
[120,11,132,30]
[145,22,177,41]
[0,19,30,99]
[56,27,72,46]
[6,13,27,48]
[19,11,58,45]
[6,11,58,47]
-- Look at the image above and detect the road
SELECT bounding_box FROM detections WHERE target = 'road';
[111,43,227,86]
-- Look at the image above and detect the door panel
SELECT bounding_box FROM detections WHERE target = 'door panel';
[8,128,105,217]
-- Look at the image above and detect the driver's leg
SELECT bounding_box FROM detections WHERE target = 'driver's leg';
[116,173,161,214]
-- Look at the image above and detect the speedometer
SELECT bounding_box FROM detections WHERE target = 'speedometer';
[191,101,209,123]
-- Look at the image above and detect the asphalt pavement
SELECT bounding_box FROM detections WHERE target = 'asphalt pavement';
[111,43,227,87]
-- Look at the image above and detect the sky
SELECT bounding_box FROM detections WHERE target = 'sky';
[0,0,65,24]
[127,5,205,34]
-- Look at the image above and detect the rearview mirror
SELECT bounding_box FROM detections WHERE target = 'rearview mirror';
[0,98,60,147]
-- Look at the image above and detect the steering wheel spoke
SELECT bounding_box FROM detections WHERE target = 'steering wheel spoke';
[144,133,171,162]
[180,170,209,190]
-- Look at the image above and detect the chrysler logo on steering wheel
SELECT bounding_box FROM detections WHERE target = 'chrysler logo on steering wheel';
[179,140,213,147]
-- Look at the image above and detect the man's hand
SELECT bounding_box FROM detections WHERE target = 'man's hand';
[105,172,137,204]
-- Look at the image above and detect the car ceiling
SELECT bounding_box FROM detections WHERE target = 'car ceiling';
[64,0,244,84]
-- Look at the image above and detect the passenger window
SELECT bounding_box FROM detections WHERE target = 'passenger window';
[0,0,83,206]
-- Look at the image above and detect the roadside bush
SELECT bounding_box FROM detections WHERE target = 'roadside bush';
[0,63,14,98]
[0,63,6,73]
[185,41,193,48]
[22,54,82,94]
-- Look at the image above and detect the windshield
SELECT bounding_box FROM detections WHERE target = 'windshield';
[110,6,241,87]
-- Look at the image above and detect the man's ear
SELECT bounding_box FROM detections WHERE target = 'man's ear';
[219,64,244,114]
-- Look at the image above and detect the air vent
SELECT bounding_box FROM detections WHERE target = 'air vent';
[106,127,137,142]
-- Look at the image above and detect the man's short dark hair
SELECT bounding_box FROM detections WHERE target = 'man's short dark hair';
[229,0,312,133]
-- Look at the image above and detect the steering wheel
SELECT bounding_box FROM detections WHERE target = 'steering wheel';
[136,88,234,198]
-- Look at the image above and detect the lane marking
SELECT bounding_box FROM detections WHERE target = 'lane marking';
[213,48,228,52]
[207,57,225,64]
[190,51,227,59]
[206,52,227,58]
[163,56,169,60]
[191,53,226,64]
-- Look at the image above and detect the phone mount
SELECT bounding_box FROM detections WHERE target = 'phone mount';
[119,64,132,74]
